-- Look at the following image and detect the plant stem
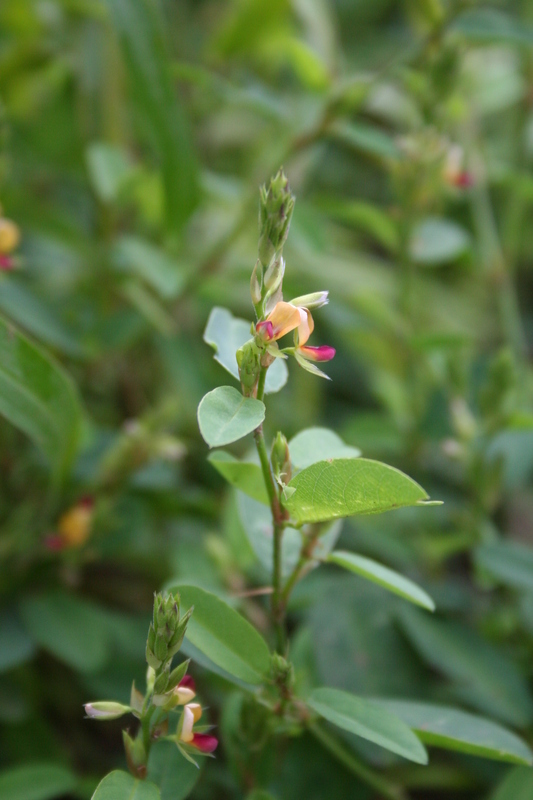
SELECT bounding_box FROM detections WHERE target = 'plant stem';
[308,722,408,800]
[254,366,286,653]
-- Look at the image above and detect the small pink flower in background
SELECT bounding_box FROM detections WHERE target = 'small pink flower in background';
[0,255,13,271]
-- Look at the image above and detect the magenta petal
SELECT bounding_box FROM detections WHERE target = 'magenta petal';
[299,345,336,362]
[179,674,196,692]
[0,255,13,271]
[256,320,274,340]
[191,733,218,753]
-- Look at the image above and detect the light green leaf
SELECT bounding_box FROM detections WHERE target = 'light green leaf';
[208,451,268,504]
[169,585,270,684]
[289,427,361,470]
[204,307,287,394]
[0,315,82,482]
[19,591,111,673]
[86,142,133,203]
[147,741,201,800]
[0,611,35,673]
[197,386,265,448]
[327,551,435,611]
[104,0,198,234]
[330,120,400,160]
[308,688,428,764]
[397,606,533,727]
[284,458,429,524]
[410,218,471,265]
[454,9,533,46]
[113,235,184,299]
[0,764,76,800]
[91,770,160,800]
[373,700,533,766]
[491,767,533,800]
[475,541,533,592]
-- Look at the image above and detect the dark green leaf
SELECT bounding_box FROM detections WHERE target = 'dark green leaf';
[147,741,201,800]
[0,763,77,800]
[475,541,533,592]
[491,767,533,800]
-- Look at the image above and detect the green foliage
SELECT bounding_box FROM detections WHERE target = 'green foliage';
[91,770,160,800]
[197,387,265,447]
[0,763,77,800]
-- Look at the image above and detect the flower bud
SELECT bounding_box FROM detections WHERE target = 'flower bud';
[123,730,147,778]
[250,260,262,305]
[258,169,295,268]
[236,340,261,396]
[84,701,131,720]
[271,431,291,484]
[290,291,329,310]
[264,256,285,293]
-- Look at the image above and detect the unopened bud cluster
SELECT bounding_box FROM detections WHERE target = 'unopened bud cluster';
[146,592,192,677]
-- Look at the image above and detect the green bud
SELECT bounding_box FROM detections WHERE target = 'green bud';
[167,659,190,691]
[237,340,261,396]
[155,632,168,663]
[264,256,285,293]
[153,668,170,695]
[270,653,294,693]
[250,260,262,306]
[123,730,146,779]
[84,701,132,720]
[130,682,145,717]
[271,432,291,484]
[258,168,295,268]
[290,291,329,310]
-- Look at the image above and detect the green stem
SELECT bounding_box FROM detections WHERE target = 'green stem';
[308,722,408,800]
[141,704,155,756]
[256,366,267,403]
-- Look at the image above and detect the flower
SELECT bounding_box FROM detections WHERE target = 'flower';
[178,702,218,754]
[84,701,132,720]
[173,675,196,705]
[256,301,302,342]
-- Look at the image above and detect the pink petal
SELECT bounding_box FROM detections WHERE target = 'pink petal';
[191,733,218,753]
[256,320,274,340]
[0,255,13,271]
[299,345,336,362]
[179,674,196,692]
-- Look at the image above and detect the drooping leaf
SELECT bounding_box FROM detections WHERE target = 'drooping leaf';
[397,606,533,727]
[197,387,265,448]
[208,451,268,504]
[0,315,82,481]
[410,218,471,266]
[373,700,533,766]
[91,770,160,800]
[0,763,77,800]
[147,741,201,800]
[327,551,435,611]
[284,458,430,524]
[19,591,111,673]
[475,541,533,592]
[307,688,428,764]
[169,585,270,684]
[203,307,287,394]
[288,428,361,470]
[104,0,198,234]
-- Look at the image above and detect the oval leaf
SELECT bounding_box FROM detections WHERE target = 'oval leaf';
[372,700,533,766]
[204,307,287,394]
[91,770,160,800]
[289,427,361,470]
[208,451,268,504]
[284,458,429,524]
[0,315,82,481]
[147,741,201,800]
[307,688,428,764]
[0,763,77,800]
[197,386,265,448]
[327,551,435,611]
[168,585,270,684]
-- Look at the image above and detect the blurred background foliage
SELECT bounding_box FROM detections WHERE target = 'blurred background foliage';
[3,0,533,797]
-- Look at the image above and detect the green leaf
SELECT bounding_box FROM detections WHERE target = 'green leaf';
[91,770,160,800]
[113,235,185,299]
[86,142,133,203]
[491,767,533,800]
[409,218,471,266]
[307,688,428,764]
[284,458,429,524]
[314,197,400,253]
[208,451,268,504]
[330,120,400,160]
[397,606,533,727]
[289,427,361,470]
[19,591,111,673]
[168,585,270,684]
[475,541,533,592]
[204,307,287,394]
[0,315,82,481]
[454,9,533,46]
[0,763,77,800]
[373,700,533,766]
[147,741,201,800]
[197,386,265,448]
[327,551,435,611]
[0,611,35,673]
[104,0,198,234]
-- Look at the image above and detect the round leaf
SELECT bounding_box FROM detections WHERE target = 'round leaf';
[373,700,533,766]
[169,584,270,684]
[307,688,428,764]
[327,551,435,611]
[197,387,265,448]
[284,458,429,524]
[91,771,160,800]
